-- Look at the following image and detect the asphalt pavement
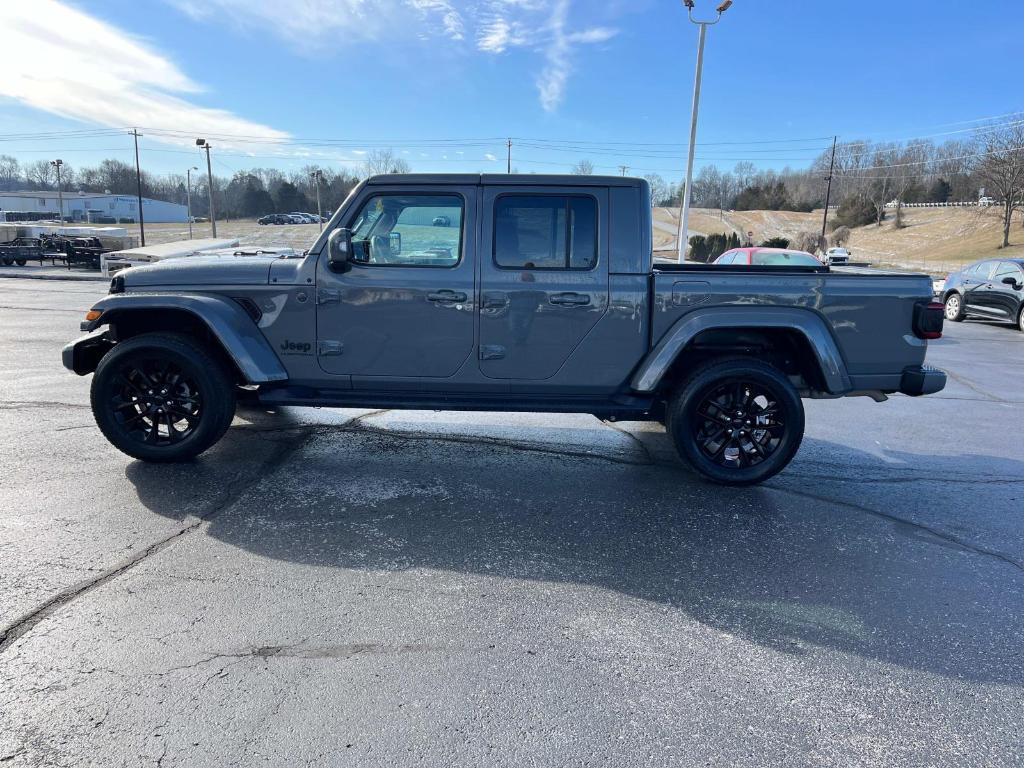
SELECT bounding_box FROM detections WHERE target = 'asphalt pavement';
[0,278,1022,767]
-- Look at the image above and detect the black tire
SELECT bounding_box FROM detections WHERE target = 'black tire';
[666,357,805,486]
[0,256,12,266]
[1018,304,1024,333]
[90,332,236,462]
[14,258,26,266]
[944,292,965,322]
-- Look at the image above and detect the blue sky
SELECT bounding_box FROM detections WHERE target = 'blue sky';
[0,0,1021,180]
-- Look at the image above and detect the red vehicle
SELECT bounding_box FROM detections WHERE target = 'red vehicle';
[714,247,824,267]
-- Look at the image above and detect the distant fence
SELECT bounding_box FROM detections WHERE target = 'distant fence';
[883,201,992,209]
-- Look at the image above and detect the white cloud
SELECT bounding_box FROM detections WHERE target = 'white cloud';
[484,153,498,162]
[0,0,289,149]
[474,0,618,111]
[169,0,617,112]
[170,0,466,49]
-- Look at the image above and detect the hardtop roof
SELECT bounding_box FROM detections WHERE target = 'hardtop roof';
[365,173,646,188]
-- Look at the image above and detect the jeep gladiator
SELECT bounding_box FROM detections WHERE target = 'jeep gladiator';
[63,174,946,485]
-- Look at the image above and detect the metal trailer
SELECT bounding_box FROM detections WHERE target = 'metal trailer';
[0,237,65,267]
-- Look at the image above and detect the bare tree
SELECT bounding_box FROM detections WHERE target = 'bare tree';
[892,141,932,228]
[974,119,1024,248]
[24,159,56,188]
[793,230,825,254]
[0,155,19,190]
[829,225,851,247]
[363,149,411,177]
[643,174,668,205]
[571,159,594,175]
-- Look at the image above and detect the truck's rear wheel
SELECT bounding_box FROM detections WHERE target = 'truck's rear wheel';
[90,333,236,462]
[667,358,804,486]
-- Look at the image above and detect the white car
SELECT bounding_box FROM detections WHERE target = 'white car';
[824,247,851,266]
[978,196,996,207]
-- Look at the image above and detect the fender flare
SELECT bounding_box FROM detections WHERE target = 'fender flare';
[85,293,288,383]
[631,306,853,394]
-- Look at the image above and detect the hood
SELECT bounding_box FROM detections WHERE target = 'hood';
[122,254,280,288]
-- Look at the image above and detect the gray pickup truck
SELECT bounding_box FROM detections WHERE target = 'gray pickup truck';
[63,174,946,485]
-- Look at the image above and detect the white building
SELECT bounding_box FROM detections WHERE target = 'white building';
[0,191,188,224]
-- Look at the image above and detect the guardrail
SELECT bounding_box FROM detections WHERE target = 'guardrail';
[882,201,997,208]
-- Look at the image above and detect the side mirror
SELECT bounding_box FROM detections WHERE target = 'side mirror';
[1002,276,1022,289]
[327,228,352,271]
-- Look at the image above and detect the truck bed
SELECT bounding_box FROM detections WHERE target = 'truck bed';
[650,265,935,391]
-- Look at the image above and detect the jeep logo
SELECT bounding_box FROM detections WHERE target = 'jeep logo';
[280,339,312,355]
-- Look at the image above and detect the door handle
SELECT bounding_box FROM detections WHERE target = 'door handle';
[549,292,591,307]
[427,290,468,303]
[482,292,509,309]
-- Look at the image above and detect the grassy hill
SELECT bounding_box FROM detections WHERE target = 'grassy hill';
[654,205,1024,274]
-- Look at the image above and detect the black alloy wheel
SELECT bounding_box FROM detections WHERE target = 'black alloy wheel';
[667,357,805,486]
[90,333,236,462]
[692,380,785,471]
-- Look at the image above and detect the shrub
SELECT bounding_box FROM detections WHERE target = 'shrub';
[835,195,876,229]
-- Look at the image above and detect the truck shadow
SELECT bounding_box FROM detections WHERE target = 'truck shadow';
[125,417,1024,687]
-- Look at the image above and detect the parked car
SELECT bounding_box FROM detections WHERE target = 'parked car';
[432,215,452,227]
[714,247,824,268]
[257,214,292,225]
[63,174,945,486]
[940,258,1024,331]
[978,196,996,207]
[823,247,852,266]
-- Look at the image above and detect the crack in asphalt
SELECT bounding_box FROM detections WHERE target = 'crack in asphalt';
[0,400,92,411]
[0,305,87,313]
[0,430,313,657]
[943,369,1007,403]
[764,483,1024,573]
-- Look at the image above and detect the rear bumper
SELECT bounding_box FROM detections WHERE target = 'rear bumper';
[62,329,115,376]
[899,365,946,397]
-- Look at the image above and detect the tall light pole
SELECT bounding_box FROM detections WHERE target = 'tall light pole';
[310,169,324,232]
[675,0,733,262]
[196,139,217,237]
[50,159,64,224]
[186,166,199,239]
[130,129,146,245]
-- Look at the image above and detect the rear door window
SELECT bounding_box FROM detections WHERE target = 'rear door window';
[494,195,598,270]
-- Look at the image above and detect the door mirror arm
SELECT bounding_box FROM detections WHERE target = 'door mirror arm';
[327,228,353,272]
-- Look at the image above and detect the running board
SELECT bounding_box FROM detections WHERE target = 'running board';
[256,386,655,420]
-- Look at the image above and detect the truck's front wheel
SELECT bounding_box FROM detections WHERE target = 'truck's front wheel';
[90,332,236,462]
[667,358,804,486]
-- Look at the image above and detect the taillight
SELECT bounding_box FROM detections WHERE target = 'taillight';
[913,301,944,339]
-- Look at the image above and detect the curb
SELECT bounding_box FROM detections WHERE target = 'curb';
[0,270,106,283]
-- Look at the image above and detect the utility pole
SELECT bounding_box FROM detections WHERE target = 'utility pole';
[618,165,629,176]
[675,0,733,262]
[507,138,512,174]
[130,129,146,246]
[196,139,217,237]
[186,166,198,239]
[50,159,64,224]
[820,135,838,243]
[310,169,324,232]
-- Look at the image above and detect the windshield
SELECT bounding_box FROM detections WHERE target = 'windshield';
[751,251,822,267]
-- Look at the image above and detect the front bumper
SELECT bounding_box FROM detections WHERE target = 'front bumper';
[899,365,946,397]
[62,329,115,376]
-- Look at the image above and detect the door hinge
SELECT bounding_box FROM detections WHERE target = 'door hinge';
[318,340,344,356]
[479,344,506,360]
[317,288,341,305]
